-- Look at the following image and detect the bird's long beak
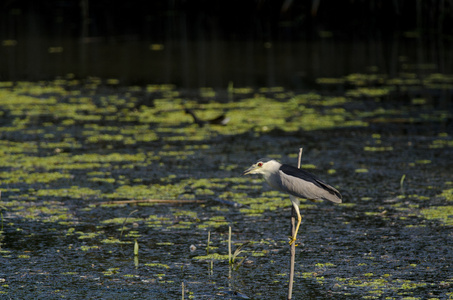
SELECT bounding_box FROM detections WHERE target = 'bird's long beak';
[243,164,257,175]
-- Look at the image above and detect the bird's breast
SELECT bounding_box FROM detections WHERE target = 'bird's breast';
[263,173,283,192]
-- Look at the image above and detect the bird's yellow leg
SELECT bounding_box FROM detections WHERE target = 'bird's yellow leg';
[289,202,302,245]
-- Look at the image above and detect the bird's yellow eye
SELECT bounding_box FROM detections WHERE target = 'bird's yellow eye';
[257,162,263,167]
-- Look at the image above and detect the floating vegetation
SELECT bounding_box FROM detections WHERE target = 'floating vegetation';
[101,217,143,225]
[192,253,230,261]
[346,87,394,98]
[420,206,453,226]
[0,170,72,184]
[363,146,394,152]
[76,231,102,239]
[335,275,433,298]
[35,187,101,198]
[144,263,170,269]
[438,188,453,201]
[101,237,132,244]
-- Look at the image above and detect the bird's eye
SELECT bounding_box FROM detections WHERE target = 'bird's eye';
[257,162,263,167]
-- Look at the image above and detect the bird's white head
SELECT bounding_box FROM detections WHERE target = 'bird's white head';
[243,158,281,175]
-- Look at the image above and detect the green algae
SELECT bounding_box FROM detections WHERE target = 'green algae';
[420,206,453,226]
[76,231,102,239]
[0,170,72,184]
[203,215,229,227]
[0,141,38,154]
[106,184,186,200]
[335,274,431,298]
[346,87,394,98]
[102,267,120,276]
[101,217,143,225]
[36,187,101,198]
[101,237,132,244]
[2,198,75,223]
[80,245,100,251]
[315,262,336,268]
[192,253,230,261]
[438,188,453,201]
[144,263,170,269]
[364,146,394,152]
[172,209,198,219]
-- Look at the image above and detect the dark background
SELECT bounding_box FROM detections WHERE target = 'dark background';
[1,0,453,87]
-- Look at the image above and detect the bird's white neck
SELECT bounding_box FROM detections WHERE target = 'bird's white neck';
[262,160,282,190]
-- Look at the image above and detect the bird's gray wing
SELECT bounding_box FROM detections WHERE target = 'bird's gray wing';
[279,164,342,203]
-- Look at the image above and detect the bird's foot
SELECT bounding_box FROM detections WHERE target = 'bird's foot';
[288,236,298,246]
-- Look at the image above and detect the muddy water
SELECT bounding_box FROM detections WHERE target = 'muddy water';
[0,76,452,299]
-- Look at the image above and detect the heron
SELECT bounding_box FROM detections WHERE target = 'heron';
[243,158,342,245]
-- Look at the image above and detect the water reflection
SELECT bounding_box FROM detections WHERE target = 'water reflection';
[2,36,452,88]
[2,1,453,87]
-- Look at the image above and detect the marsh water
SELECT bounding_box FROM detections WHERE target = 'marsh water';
[1,33,453,299]
[0,74,452,299]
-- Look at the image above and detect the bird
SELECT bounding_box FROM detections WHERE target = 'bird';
[184,108,230,127]
[243,158,342,245]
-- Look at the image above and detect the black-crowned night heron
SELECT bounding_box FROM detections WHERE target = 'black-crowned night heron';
[243,158,342,245]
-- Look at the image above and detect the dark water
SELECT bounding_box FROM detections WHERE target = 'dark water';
[2,33,453,88]
[3,0,453,89]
